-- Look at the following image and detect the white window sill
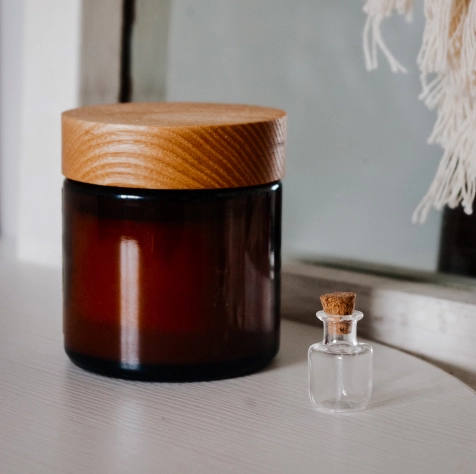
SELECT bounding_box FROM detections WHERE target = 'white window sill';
[283,259,476,390]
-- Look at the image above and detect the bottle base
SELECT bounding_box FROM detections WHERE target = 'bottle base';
[311,398,370,413]
[65,347,278,382]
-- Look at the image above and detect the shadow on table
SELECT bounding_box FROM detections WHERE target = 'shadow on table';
[367,371,456,410]
[258,321,315,374]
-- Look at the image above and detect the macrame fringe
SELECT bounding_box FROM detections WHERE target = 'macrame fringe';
[362,0,413,72]
[362,0,476,222]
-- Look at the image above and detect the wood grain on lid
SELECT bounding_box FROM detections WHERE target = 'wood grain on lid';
[62,102,286,189]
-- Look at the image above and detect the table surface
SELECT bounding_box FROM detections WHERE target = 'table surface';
[1,252,475,474]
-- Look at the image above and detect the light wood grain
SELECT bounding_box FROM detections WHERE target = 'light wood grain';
[0,242,475,474]
[62,102,286,189]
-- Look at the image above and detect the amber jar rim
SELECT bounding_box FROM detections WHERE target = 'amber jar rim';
[64,178,282,201]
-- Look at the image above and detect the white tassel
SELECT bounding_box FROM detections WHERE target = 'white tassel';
[362,0,413,72]
[413,0,476,222]
[363,0,476,222]
[413,95,476,222]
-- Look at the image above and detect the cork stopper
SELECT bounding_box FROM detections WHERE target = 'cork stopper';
[320,292,356,335]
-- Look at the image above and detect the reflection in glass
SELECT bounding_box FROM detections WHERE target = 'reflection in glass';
[120,238,140,368]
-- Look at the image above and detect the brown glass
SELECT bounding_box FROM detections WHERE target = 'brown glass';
[438,206,476,277]
[63,179,282,381]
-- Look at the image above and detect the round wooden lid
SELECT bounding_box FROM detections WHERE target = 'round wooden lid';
[62,102,286,190]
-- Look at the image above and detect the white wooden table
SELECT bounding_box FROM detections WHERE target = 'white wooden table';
[1,251,475,473]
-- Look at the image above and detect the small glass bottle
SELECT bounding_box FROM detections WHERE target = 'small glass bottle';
[308,293,372,413]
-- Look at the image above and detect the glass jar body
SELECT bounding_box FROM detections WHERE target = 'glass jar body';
[63,179,282,381]
[308,342,373,412]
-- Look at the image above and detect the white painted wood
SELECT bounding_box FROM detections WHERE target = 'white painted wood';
[17,0,82,267]
[2,0,123,256]
[0,245,475,474]
[131,0,171,102]
[283,260,476,390]
[80,0,123,105]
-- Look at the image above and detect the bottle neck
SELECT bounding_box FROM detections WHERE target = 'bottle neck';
[316,310,363,346]
[322,320,358,345]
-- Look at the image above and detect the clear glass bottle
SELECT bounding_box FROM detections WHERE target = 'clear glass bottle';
[308,310,373,412]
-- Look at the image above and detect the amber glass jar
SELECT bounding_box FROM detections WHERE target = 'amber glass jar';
[62,102,286,381]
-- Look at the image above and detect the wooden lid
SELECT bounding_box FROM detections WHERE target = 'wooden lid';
[62,102,286,189]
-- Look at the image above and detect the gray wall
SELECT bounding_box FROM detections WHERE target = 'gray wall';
[0,0,24,239]
[165,0,442,271]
